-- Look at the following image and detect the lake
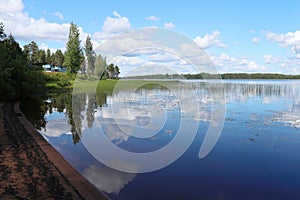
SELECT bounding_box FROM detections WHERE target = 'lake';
[23,80,300,200]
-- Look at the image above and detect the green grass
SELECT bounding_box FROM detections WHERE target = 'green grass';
[72,78,118,93]
[97,79,119,92]
[45,72,75,91]
[73,78,181,93]
[46,73,182,94]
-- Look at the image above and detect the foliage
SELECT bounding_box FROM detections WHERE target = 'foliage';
[0,22,46,101]
[23,41,39,65]
[0,22,5,38]
[63,22,84,73]
[84,35,96,76]
[107,63,115,79]
[54,49,64,66]
[46,49,51,64]
[220,73,300,79]
[106,63,120,79]
[45,72,75,91]
[114,65,120,78]
[94,54,108,79]
[37,49,46,64]
[125,73,300,80]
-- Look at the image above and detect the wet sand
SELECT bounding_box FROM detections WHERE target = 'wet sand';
[0,102,108,200]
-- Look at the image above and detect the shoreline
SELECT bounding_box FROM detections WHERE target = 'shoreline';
[0,102,108,199]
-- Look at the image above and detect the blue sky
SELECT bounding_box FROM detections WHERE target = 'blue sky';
[1,0,300,74]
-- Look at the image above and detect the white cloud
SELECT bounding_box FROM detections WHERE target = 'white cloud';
[273,99,300,128]
[252,37,260,44]
[261,31,300,74]
[148,52,179,63]
[0,0,71,43]
[52,11,64,20]
[102,11,131,34]
[263,54,279,64]
[114,56,146,67]
[39,43,62,54]
[0,0,24,13]
[83,165,136,195]
[212,53,266,73]
[164,22,175,29]
[113,11,121,18]
[262,54,300,74]
[94,29,162,57]
[95,28,219,75]
[41,115,71,137]
[194,31,227,49]
[93,11,132,41]
[146,16,160,21]
[266,30,300,57]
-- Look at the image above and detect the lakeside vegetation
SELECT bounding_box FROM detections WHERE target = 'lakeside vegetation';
[0,21,120,101]
[0,23,46,101]
[125,72,300,80]
[1,20,300,102]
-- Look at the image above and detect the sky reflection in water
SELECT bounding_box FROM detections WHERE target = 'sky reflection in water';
[40,80,300,200]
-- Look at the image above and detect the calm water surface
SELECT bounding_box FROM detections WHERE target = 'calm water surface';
[24,80,300,200]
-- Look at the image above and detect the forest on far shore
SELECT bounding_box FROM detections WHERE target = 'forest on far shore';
[1,19,299,102]
[124,72,300,80]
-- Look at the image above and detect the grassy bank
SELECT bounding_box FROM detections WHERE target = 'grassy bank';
[47,73,300,96]
[73,78,181,94]
[45,72,75,92]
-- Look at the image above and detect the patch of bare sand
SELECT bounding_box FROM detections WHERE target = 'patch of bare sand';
[0,103,108,200]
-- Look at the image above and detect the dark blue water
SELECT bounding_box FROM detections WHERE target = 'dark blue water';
[38,80,300,200]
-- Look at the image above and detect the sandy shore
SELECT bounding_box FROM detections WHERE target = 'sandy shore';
[0,102,108,200]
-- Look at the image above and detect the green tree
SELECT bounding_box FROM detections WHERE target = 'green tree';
[86,93,96,128]
[0,23,46,101]
[107,63,115,79]
[80,60,87,74]
[54,49,64,66]
[63,22,84,73]
[94,54,107,79]
[0,22,6,39]
[50,52,55,66]
[37,49,46,64]
[114,65,120,79]
[46,49,51,64]
[23,41,39,65]
[84,35,96,76]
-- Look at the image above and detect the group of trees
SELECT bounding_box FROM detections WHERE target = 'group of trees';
[23,41,64,67]
[21,22,120,79]
[63,22,120,79]
[0,22,46,101]
[184,73,300,79]
[127,73,300,80]
[0,20,121,101]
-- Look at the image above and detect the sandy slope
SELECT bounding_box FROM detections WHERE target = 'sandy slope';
[0,102,108,200]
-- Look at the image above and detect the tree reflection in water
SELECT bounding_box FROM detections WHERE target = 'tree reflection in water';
[22,80,300,144]
[22,91,111,144]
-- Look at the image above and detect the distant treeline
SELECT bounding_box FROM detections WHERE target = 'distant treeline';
[124,73,300,80]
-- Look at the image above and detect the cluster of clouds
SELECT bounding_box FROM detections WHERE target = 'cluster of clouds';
[265,31,300,59]
[1,0,299,74]
[250,30,300,73]
[194,31,226,49]
[0,0,69,42]
[212,53,266,73]
[145,15,175,29]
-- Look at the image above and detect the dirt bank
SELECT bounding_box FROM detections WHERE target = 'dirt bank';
[0,102,108,200]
